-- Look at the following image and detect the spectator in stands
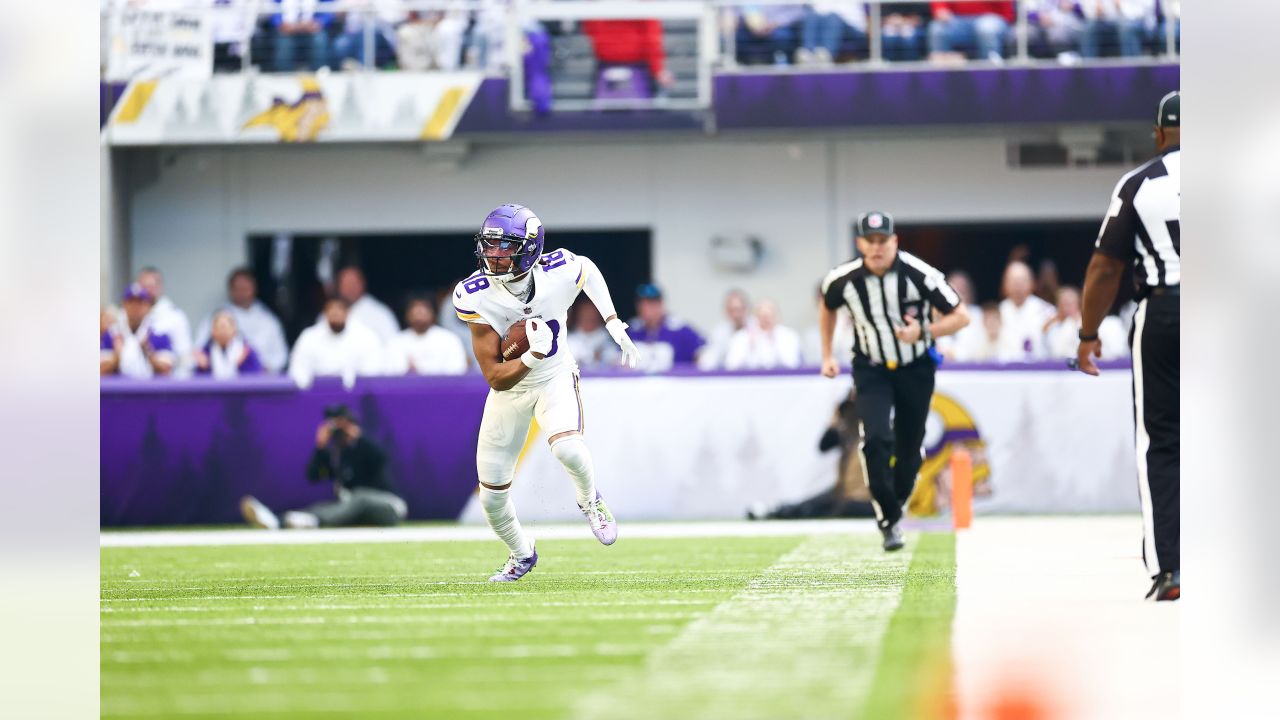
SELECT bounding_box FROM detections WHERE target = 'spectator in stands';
[1080,0,1155,58]
[1043,286,1129,360]
[136,267,193,376]
[699,289,753,370]
[1035,258,1060,305]
[967,301,1002,362]
[194,310,265,378]
[289,297,384,388]
[395,8,469,71]
[384,296,469,375]
[798,1,868,65]
[332,266,400,344]
[882,2,932,61]
[724,300,802,370]
[626,283,705,372]
[936,270,986,361]
[735,5,803,66]
[269,0,335,72]
[996,260,1055,361]
[100,304,117,341]
[330,0,400,70]
[1028,0,1085,60]
[240,403,407,529]
[101,284,176,379]
[927,1,1014,62]
[210,0,259,72]
[583,18,674,99]
[196,268,290,374]
[567,298,621,370]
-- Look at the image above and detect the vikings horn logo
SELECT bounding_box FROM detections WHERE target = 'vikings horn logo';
[242,77,330,143]
[906,391,991,517]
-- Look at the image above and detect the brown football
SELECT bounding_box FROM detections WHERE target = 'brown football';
[501,320,531,361]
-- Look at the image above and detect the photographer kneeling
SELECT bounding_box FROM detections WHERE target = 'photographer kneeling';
[241,404,408,529]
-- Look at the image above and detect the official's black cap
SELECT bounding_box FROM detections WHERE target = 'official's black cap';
[856,210,895,237]
[1156,90,1179,128]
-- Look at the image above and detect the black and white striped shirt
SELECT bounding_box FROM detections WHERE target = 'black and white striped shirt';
[821,251,961,368]
[1096,146,1181,291]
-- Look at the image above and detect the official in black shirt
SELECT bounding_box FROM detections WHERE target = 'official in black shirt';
[240,404,409,529]
[1077,91,1181,601]
[819,211,970,551]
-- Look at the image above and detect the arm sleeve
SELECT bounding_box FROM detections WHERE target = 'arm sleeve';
[901,255,961,313]
[820,271,846,310]
[579,256,620,321]
[1095,176,1139,262]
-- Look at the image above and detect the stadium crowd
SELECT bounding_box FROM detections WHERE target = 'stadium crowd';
[100,250,1131,383]
[104,0,1180,76]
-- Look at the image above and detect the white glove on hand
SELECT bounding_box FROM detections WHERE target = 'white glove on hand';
[605,318,641,369]
[521,318,554,368]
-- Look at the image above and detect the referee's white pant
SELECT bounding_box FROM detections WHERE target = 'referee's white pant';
[1131,292,1179,576]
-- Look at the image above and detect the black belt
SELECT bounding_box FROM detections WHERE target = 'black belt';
[1145,286,1179,297]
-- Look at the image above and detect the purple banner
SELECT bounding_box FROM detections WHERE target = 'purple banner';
[101,376,489,526]
[455,64,1179,136]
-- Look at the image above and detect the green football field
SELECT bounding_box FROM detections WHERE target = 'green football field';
[102,531,956,719]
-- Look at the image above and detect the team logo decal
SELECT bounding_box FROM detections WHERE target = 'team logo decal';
[906,391,992,517]
[241,77,329,143]
[867,213,884,229]
[525,217,542,239]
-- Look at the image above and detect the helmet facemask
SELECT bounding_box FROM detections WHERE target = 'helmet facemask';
[474,235,535,283]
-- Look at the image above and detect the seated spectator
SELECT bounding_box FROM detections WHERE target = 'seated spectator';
[240,404,407,529]
[327,266,400,345]
[567,298,621,370]
[882,2,932,61]
[1043,286,1129,360]
[1028,0,1085,60]
[100,304,117,340]
[965,302,1002,362]
[582,19,674,100]
[101,284,176,379]
[699,289,754,370]
[935,270,986,361]
[626,283,705,372]
[289,297,384,388]
[736,5,803,66]
[927,1,1014,62]
[136,266,193,375]
[395,9,469,71]
[330,0,400,70]
[797,1,868,65]
[196,268,290,374]
[210,0,259,72]
[1080,0,1154,58]
[724,300,802,370]
[384,296,469,375]
[194,310,265,378]
[996,260,1056,361]
[269,0,334,72]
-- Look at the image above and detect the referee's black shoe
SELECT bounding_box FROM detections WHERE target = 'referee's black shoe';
[880,520,905,552]
[1145,570,1180,601]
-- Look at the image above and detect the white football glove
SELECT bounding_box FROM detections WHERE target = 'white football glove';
[605,318,641,369]
[521,318,554,368]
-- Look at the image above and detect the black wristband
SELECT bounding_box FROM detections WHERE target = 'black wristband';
[1078,331,1098,342]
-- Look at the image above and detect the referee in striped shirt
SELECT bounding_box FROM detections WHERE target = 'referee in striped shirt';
[819,211,971,551]
[1077,91,1180,602]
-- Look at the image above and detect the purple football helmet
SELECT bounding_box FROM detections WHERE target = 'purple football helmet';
[474,204,545,279]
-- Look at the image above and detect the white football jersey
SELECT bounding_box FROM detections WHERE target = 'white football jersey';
[452,248,588,388]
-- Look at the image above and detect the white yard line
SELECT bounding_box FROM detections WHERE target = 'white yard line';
[101,519,880,548]
[953,516,1180,720]
[574,534,909,720]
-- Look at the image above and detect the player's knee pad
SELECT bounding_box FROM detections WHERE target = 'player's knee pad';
[550,435,592,475]
[476,445,520,489]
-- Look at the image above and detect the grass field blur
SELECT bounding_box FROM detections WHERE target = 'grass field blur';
[101,531,955,719]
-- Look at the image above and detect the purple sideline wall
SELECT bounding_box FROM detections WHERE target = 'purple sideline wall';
[101,362,1131,527]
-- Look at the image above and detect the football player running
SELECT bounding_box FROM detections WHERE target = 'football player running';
[453,204,641,582]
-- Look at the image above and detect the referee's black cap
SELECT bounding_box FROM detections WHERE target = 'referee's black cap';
[856,210,895,237]
[1157,91,1179,128]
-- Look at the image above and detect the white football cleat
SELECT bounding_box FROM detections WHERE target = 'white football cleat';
[239,496,279,530]
[580,491,618,546]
